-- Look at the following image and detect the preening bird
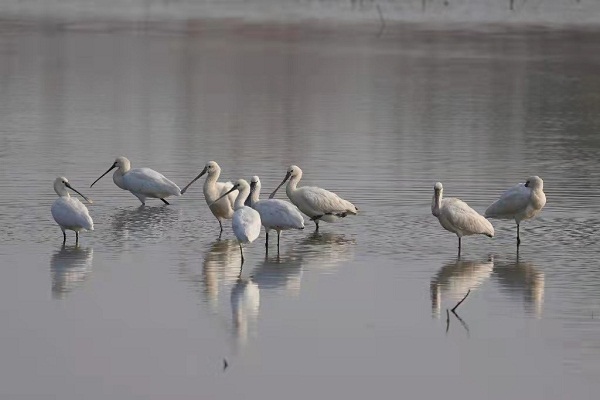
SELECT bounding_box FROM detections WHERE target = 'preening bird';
[246,175,304,251]
[181,161,236,235]
[431,182,494,254]
[485,176,546,246]
[51,177,94,244]
[90,156,181,205]
[270,165,357,231]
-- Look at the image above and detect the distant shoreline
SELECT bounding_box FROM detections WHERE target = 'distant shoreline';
[0,0,598,28]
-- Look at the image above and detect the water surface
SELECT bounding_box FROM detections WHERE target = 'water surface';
[1,22,600,399]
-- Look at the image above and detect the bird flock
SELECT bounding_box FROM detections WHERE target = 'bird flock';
[52,156,546,260]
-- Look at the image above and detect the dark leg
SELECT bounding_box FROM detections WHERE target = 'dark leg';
[315,220,320,231]
[517,223,521,246]
[62,231,66,244]
[265,231,269,249]
[160,198,170,205]
[277,231,281,252]
[458,237,462,257]
[239,243,244,264]
[76,232,79,245]
[218,220,223,233]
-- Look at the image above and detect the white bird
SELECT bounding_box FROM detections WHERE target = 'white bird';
[485,176,546,246]
[246,175,304,251]
[431,182,494,254]
[90,156,181,205]
[51,177,94,244]
[212,179,261,264]
[270,165,358,231]
[180,161,235,235]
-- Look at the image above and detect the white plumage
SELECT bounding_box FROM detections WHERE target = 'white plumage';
[247,175,304,251]
[270,165,358,230]
[181,160,236,235]
[431,182,494,254]
[51,177,94,244]
[90,156,181,205]
[212,179,261,263]
[485,176,546,245]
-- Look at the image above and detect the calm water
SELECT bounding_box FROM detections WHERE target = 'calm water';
[1,21,600,399]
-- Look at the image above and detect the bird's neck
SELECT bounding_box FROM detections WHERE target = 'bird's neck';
[431,191,442,216]
[286,176,299,195]
[249,185,260,206]
[235,188,250,210]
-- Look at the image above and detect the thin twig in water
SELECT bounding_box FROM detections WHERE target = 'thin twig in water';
[223,358,229,371]
[376,4,386,37]
[451,289,471,313]
[445,309,450,333]
[452,310,470,336]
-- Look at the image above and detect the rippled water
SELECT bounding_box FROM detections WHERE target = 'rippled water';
[1,21,600,399]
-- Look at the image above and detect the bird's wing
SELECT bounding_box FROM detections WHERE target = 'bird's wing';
[485,183,529,219]
[255,199,304,229]
[51,198,94,230]
[126,168,181,196]
[233,208,261,242]
[444,198,494,236]
[300,186,357,215]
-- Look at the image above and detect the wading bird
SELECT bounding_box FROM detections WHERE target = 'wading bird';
[431,182,494,254]
[90,156,181,205]
[212,179,261,264]
[485,176,546,246]
[246,175,304,251]
[181,161,235,235]
[51,177,94,244]
[270,165,357,231]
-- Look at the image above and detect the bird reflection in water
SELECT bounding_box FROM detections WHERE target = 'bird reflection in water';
[493,255,544,318]
[430,256,494,318]
[109,205,179,248]
[296,232,357,270]
[199,239,241,313]
[230,275,260,348]
[50,245,93,299]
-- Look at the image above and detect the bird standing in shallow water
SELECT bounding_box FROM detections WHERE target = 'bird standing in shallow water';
[246,175,304,252]
[90,156,181,205]
[212,179,261,264]
[51,177,94,244]
[181,161,236,236]
[485,176,546,246]
[270,165,357,231]
[431,182,494,255]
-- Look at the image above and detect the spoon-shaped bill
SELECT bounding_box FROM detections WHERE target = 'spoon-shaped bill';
[180,166,208,195]
[90,163,117,188]
[66,182,93,204]
[209,185,239,207]
[269,171,291,199]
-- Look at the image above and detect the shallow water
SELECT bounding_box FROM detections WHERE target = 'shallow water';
[1,22,600,399]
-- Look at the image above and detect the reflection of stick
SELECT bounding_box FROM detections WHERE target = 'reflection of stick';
[451,289,471,313]
[445,309,450,333]
[452,309,470,336]
[376,4,386,37]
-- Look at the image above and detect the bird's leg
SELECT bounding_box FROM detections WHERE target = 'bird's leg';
[218,220,224,233]
[265,231,269,249]
[160,198,170,205]
[239,243,244,264]
[517,223,521,246]
[315,220,320,231]
[62,231,66,244]
[76,232,79,245]
[457,237,462,257]
[277,231,281,252]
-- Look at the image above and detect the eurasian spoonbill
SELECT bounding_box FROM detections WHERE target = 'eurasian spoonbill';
[270,165,358,231]
[51,177,94,244]
[246,175,304,251]
[181,161,236,235]
[484,176,546,246]
[90,156,181,205]
[431,182,494,254]
[212,179,261,264]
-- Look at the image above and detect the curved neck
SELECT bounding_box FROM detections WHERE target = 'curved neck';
[432,189,442,216]
[250,182,261,206]
[205,169,220,187]
[235,186,251,210]
[54,184,70,198]
[286,174,301,196]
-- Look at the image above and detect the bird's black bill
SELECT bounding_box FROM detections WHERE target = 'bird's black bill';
[269,171,290,199]
[210,186,238,207]
[90,163,116,188]
[66,182,93,204]
[180,166,208,194]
